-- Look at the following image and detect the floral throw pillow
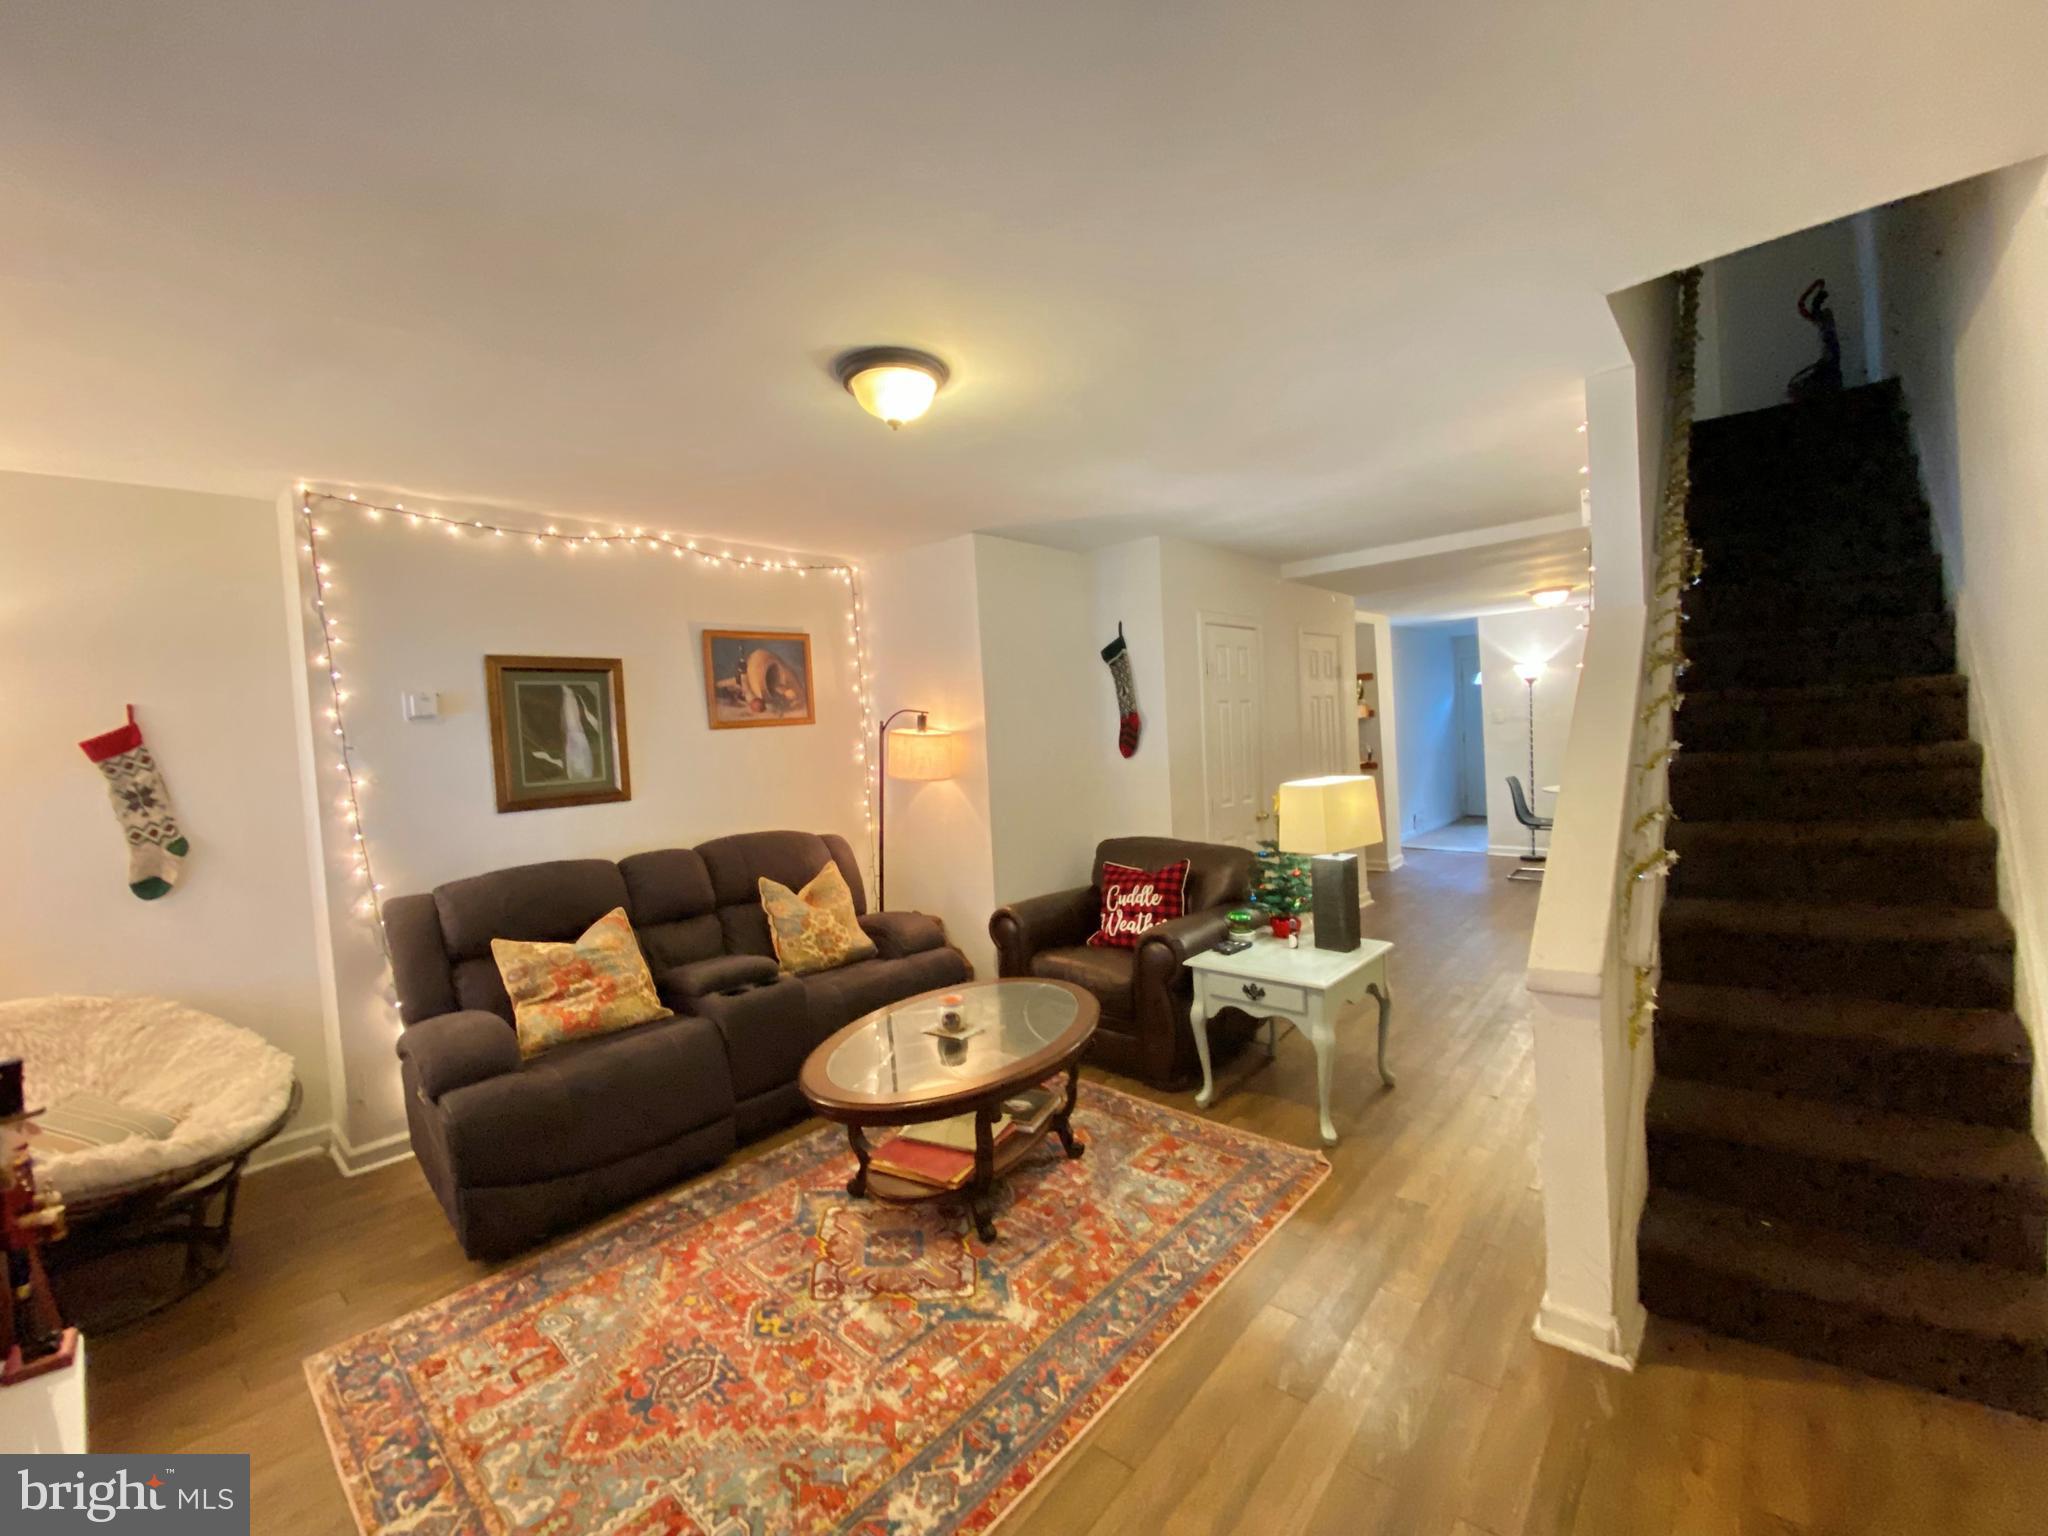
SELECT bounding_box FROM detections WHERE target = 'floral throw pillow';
[1088,859,1191,949]
[492,907,668,1059]
[760,860,879,976]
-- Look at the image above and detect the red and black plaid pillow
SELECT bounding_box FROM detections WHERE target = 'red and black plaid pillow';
[1087,859,1191,950]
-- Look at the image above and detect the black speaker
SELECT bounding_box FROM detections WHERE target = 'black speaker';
[1311,853,1361,951]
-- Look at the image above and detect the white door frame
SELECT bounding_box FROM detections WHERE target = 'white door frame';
[1196,610,1264,846]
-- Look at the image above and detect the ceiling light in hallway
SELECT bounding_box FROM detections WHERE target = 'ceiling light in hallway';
[1529,586,1572,607]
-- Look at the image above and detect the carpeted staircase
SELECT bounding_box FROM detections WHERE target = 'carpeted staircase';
[1637,379,2048,1418]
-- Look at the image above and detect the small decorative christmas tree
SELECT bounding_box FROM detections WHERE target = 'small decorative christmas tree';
[1252,841,1313,917]
[1251,796,1313,917]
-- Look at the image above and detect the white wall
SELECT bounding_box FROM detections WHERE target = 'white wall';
[288,492,873,1151]
[865,536,999,980]
[1700,215,1878,419]
[1389,621,1468,839]
[0,472,333,1157]
[975,534,1124,902]
[1156,537,1361,846]
[1477,609,1586,856]
[1877,155,2048,1148]
[1090,537,1174,839]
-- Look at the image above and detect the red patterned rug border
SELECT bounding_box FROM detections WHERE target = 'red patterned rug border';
[304,1082,1330,1536]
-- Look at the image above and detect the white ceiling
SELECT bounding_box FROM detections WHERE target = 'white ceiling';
[1317,524,1593,623]
[2,4,2043,563]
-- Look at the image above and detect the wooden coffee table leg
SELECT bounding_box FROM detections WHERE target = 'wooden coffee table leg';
[1054,1060,1085,1161]
[845,1123,872,1198]
[971,1106,999,1241]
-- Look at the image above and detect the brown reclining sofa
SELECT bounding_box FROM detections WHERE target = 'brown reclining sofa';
[385,829,969,1258]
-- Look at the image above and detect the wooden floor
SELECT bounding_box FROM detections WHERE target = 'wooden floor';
[88,850,2048,1535]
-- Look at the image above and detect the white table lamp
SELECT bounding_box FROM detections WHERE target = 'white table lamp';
[1277,774,1383,951]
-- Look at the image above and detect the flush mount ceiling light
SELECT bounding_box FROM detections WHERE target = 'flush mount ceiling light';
[834,347,950,429]
[1529,586,1573,607]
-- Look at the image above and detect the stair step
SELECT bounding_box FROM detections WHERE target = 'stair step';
[1667,819,1998,908]
[1683,612,1954,691]
[1669,740,1982,823]
[1659,897,2014,1008]
[1695,512,1933,577]
[1654,982,2032,1128]
[1681,673,1970,753]
[1646,1078,2048,1270]
[1682,550,1947,634]
[1690,380,1910,458]
[1639,1189,2048,1418]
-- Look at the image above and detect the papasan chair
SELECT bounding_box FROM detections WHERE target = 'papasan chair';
[0,995,299,1327]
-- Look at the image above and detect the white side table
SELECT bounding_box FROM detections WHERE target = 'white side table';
[1184,935,1394,1144]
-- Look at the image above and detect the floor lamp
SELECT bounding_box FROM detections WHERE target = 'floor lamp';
[1508,660,1546,884]
[876,709,958,910]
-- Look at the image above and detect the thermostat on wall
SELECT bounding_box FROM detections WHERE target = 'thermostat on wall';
[401,691,441,721]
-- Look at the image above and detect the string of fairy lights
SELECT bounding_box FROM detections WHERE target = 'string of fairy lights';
[293,486,877,988]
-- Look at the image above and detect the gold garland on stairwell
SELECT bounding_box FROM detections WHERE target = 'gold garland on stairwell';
[1624,267,1704,1048]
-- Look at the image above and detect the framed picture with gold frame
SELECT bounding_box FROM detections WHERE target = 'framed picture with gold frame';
[702,629,816,729]
[484,654,632,812]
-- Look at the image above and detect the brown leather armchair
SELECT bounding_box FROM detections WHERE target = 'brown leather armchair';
[989,836,1256,1088]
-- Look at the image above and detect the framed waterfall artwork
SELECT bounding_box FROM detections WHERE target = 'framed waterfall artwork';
[484,655,632,812]
[702,629,816,729]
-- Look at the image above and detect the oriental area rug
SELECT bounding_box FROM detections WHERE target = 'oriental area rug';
[305,1084,1328,1536]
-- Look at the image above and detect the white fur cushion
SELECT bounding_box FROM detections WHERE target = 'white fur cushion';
[0,996,297,1201]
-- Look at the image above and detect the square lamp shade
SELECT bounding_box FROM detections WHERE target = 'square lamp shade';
[1277,774,1382,855]
[886,725,959,781]
[1277,774,1381,952]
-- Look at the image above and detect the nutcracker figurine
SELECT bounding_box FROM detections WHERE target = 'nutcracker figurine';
[1,1058,76,1385]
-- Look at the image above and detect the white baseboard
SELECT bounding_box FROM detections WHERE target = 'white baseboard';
[247,1122,333,1173]
[328,1129,416,1177]
[244,1124,415,1179]
[1532,1293,1645,1370]
[1365,852,1405,873]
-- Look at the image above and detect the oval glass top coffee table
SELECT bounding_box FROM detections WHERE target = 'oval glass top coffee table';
[798,978,1098,1241]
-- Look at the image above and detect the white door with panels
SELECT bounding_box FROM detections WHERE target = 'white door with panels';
[1297,629,1347,778]
[1199,617,1262,846]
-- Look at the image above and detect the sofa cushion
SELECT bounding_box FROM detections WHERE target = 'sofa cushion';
[1030,945,1136,1019]
[619,848,725,970]
[1087,859,1191,950]
[492,908,670,1059]
[801,949,971,1037]
[699,830,866,956]
[436,859,633,1024]
[692,976,813,1103]
[436,858,631,961]
[656,955,782,1012]
[1096,836,1253,914]
[760,861,878,975]
[435,1014,734,1188]
[858,910,949,959]
[398,1010,522,1101]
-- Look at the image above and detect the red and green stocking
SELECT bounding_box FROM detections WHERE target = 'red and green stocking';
[80,706,188,900]
[1101,624,1142,758]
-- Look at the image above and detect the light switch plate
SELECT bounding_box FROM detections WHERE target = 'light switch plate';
[401,691,440,721]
